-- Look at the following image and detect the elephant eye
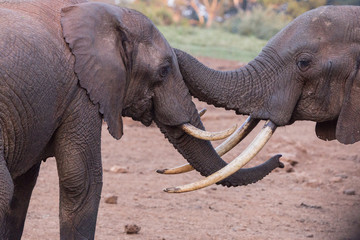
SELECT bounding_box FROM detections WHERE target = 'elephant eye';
[159,65,171,78]
[297,60,311,72]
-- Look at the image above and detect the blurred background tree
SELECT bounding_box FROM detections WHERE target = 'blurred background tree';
[194,0,222,27]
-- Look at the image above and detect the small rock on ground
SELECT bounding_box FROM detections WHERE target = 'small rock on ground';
[343,189,356,195]
[104,195,118,204]
[109,165,129,173]
[284,162,295,173]
[125,224,141,234]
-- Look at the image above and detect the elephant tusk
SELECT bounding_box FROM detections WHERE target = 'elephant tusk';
[198,108,207,117]
[180,123,238,141]
[157,117,260,174]
[156,163,194,174]
[163,120,277,193]
[215,117,260,156]
[156,108,208,175]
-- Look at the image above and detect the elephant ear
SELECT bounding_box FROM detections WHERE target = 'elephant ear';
[335,70,360,144]
[61,2,131,140]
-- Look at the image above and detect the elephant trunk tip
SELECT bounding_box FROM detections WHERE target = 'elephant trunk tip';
[156,169,167,174]
[278,159,285,168]
[218,154,284,188]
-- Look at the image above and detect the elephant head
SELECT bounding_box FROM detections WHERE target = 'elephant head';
[175,5,360,145]
[60,2,283,191]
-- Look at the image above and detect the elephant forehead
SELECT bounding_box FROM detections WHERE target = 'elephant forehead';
[268,6,360,56]
[123,11,162,43]
[137,40,172,66]
[302,6,360,37]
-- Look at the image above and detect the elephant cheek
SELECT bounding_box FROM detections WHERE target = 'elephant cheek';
[265,78,302,126]
[153,90,192,126]
[154,101,191,126]
[122,97,154,126]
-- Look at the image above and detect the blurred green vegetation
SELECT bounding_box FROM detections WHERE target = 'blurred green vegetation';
[127,0,175,25]
[121,0,360,61]
[260,0,326,18]
[158,25,267,62]
[223,6,291,40]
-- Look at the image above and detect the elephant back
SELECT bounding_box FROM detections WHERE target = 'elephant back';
[0,0,86,41]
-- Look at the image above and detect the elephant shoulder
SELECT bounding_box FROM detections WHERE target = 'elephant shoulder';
[0,3,77,88]
[0,1,75,58]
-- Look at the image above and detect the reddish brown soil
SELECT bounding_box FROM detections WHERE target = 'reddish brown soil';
[22,57,360,240]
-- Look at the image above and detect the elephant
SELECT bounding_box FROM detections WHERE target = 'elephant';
[169,5,360,190]
[0,0,283,239]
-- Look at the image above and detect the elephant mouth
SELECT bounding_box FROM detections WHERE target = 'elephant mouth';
[122,100,154,126]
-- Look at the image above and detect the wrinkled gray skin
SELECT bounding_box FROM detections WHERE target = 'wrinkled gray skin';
[0,1,282,239]
[175,6,360,145]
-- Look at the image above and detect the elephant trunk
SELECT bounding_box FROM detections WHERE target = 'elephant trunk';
[174,49,264,115]
[155,108,283,187]
[174,48,294,126]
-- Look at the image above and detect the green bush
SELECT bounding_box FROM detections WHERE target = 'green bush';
[224,6,291,40]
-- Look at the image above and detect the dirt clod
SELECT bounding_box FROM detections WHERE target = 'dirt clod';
[125,224,141,234]
[284,162,295,173]
[300,203,322,209]
[109,165,129,173]
[104,195,118,204]
[285,158,299,166]
[343,189,356,195]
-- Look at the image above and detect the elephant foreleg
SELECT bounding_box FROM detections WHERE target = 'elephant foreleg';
[0,147,14,239]
[54,99,103,240]
[2,162,41,240]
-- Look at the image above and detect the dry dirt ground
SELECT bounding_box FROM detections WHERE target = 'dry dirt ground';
[22,57,360,240]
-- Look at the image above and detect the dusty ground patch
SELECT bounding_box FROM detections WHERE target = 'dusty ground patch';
[22,57,360,240]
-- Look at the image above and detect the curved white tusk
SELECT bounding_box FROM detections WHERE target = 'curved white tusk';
[215,117,260,156]
[181,123,238,141]
[157,117,259,175]
[163,120,277,193]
